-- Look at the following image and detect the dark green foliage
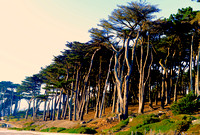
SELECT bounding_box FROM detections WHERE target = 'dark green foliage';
[170,93,199,115]
[175,120,191,132]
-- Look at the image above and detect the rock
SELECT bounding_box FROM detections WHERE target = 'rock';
[129,118,133,122]
[158,111,165,116]
[80,121,86,124]
[192,119,200,125]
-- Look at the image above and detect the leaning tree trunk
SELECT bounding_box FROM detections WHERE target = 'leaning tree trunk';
[34,100,42,118]
[99,55,113,118]
[25,97,33,119]
[79,48,100,120]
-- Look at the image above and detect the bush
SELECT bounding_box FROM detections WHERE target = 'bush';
[171,93,199,115]
[175,120,191,132]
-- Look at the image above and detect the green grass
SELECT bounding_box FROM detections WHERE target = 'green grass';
[8,127,23,131]
[40,126,97,134]
[103,118,129,133]
[116,114,195,135]
[8,121,43,132]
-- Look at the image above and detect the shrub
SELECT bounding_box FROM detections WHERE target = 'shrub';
[171,93,199,115]
[175,120,191,132]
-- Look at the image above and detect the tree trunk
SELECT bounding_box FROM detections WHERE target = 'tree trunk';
[13,99,19,116]
[94,85,100,118]
[56,89,63,120]
[174,65,181,102]
[79,48,100,120]
[99,55,113,118]
[50,91,54,120]
[138,35,152,114]
[195,44,200,96]
[32,97,36,120]
[10,89,13,115]
[73,68,80,121]
[161,68,165,109]
[112,84,117,113]
[159,48,169,109]
[45,99,51,120]
[43,100,47,121]
[25,98,33,119]
[190,34,194,93]
[34,100,42,118]
[85,81,90,114]
[165,68,169,105]
[52,89,58,121]
[63,93,69,119]
[61,94,66,119]
[149,77,153,109]
[69,79,75,120]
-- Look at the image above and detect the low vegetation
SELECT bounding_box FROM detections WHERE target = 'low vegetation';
[114,114,199,135]
[9,125,97,134]
[41,126,97,134]
[171,93,200,115]
[102,118,129,133]
[3,94,198,134]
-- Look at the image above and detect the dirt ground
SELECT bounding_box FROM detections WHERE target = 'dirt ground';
[2,97,181,133]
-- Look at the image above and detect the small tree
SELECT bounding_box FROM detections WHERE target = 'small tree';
[170,92,199,115]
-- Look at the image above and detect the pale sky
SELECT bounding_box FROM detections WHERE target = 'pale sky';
[0,0,199,84]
